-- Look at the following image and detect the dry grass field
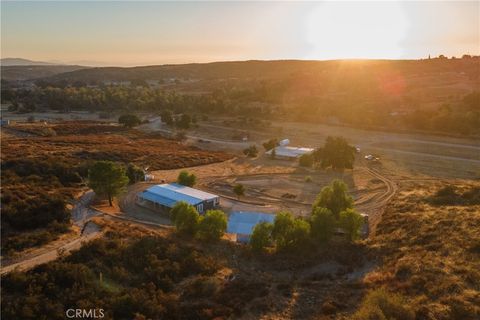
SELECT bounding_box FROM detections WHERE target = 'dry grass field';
[362,181,480,319]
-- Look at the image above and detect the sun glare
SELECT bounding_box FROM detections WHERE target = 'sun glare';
[306,2,409,60]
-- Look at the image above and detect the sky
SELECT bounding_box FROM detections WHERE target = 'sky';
[1,1,479,66]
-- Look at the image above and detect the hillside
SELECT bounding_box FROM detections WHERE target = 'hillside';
[0,58,58,66]
[1,65,88,81]
[37,58,480,84]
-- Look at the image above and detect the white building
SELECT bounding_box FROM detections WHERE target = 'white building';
[266,146,314,160]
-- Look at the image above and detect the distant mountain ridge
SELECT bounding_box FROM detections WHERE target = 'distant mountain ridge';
[0,58,61,66]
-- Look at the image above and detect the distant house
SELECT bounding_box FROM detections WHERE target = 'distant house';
[227,211,275,243]
[266,146,314,160]
[136,183,220,214]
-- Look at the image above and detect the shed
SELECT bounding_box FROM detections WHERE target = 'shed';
[227,211,275,243]
[136,183,220,214]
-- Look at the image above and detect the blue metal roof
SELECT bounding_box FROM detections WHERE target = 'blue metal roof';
[139,183,218,208]
[227,211,275,236]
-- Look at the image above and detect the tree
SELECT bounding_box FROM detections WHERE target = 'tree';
[160,110,174,125]
[170,201,200,235]
[315,136,355,170]
[118,114,142,128]
[286,219,311,250]
[88,161,129,206]
[313,179,353,218]
[177,170,196,187]
[243,145,258,158]
[126,164,145,184]
[339,208,364,242]
[250,222,273,253]
[310,207,336,243]
[233,184,245,199]
[272,212,310,251]
[176,114,191,129]
[198,210,227,241]
[299,153,314,167]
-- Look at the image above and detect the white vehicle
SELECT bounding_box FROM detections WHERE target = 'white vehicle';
[365,154,380,161]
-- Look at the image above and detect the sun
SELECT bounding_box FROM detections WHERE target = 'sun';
[306,2,409,60]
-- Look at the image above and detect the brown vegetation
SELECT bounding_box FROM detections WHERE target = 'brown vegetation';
[363,181,480,319]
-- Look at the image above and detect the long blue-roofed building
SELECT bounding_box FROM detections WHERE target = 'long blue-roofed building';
[136,183,220,214]
[227,211,276,243]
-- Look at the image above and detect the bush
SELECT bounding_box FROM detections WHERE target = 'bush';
[305,176,313,183]
[313,179,353,218]
[177,170,196,187]
[170,202,200,235]
[262,139,278,151]
[198,210,227,241]
[428,185,480,206]
[310,207,336,243]
[352,288,415,320]
[118,114,142,128]
[339,209,364,242]
[250,222,273,253]
[243,145,258,158]
[233,184,245,199]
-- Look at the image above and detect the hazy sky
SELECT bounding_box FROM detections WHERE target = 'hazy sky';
[1,1,479,66]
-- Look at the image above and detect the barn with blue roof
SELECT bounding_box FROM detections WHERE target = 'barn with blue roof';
[227,211,276,243]
[136,183,220,213]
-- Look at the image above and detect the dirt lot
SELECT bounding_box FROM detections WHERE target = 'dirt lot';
[120,155,396,236]
[174,117,480,180]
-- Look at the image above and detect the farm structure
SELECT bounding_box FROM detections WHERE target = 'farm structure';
[136,183,220,214]
[266,146,314,160]
[227,211,275,243]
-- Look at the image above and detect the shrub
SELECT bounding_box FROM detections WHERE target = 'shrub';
[313,179,353,218]
[339,209,364,242]
[243,145,258,158]
[170,202,200,235]
[352,288,415,320]
[305,176,313,183]
[177,170,196,187]
[233,184,245,199]
[250,222,273,253]
[310,207,336,243]
[262,139,278,151]
[198,210,227,241]
[118,114,142,128]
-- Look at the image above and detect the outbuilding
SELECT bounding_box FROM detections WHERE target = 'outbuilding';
[227,211,275,243]
[266,146,314,160]
[136,183,220,214]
